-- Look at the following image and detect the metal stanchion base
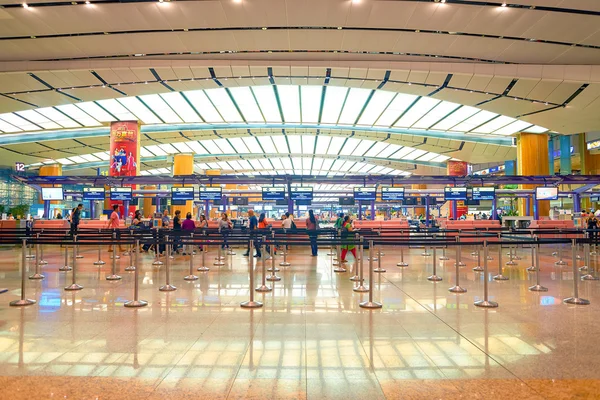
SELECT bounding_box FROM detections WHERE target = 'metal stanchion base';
[421,252,431,257]
[256,285,272,292]
[579,266,588,271]
[106,274,122,281]
[59,266,72,272]
[267,267,280,272]
[28,273,44,280]
[184,275,198,281]
[125,266,136,271]
[152,261,163,266]
[397,262,408,267]
[266,275,281,282]
[576,255,582,260]
[555,260,567,265]
[334,267,347,273]
[582,274,600,281]
[487,256,493,260]
[449,286,467,293]
[38,260,47,265]
[472,266,484,272]
[427,275,442,281]
[122,251,130,256]
[159,284,177,291]
[124,300,148,308]
[353,285,369,293]
[197,266,210,272]
[455,262,466,267]
[474,300,498,308]
[552,252,558,256]
[213,261,225,266]
[439,256,449,261]
[93,261,106,266]
[373,268,387,273]
[493,274,509,281]
[110,255,121,260]
[529,284,548,292]
[349,275,360,281]
[367,257,378,261]
[505,261,517,265]
[327,252,336,256]
[227,250,236,255]
[25,255,35,259]
[470,252,478,256]
[64,284,83,291]
[279,262,291,266]
[215,256,225,260]
[240,300,263,308]
[10,299,36,306]
[514,256,522,260]
[359,301,382,309]
[563,297,590,305]
[526,266,536,272]
[76,255,84,259]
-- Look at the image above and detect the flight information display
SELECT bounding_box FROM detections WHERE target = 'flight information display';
[171,187,195,201]
[82,187,105,201]
[536,187,558,200]
[110,187,132,201]
[472,187,495,200]
[381,187,405,201]
[262,186,286,200]
[444,187,467,201]
[41,187,64,201]
[199,187,222,200]
[290,187,313,200]
[353,187,377,201]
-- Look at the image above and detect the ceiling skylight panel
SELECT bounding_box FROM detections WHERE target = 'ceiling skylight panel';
[338,88,371,125]
[93,152,110,161]
[391,146,417,160]
[216,161,232,170]
[207,162,220,169]
[416,152,438,162]
[14,110,61,130]
[315,136,331,155]
[281,158,293,170]
[117,97,161,124]
[140,171,151,176]
[302,158,312,171]
[312,158,324,171]
[431,154,451,162]
[358,164,376,173]
[205,88,243,123]
[287,136,301,154]
[259,159,272,170]
[145,145,168,156]
[158,143,179,154]
[375,144,401,159]
[172,142,193,153]
[277,85,301,123]
[493,120,532,136]
[252,86,281,123]
[301,86,321,124]
[214,138,235,154]
[186,141,208,154]
[272,136,289,153]
[364,142,388,158]
[201,140,222,154]
[351,140,375,157]
[403,149,427,160]
[472,116,516,134]
[331,159,345,171]
[412,101,460,129]
[379,167,394,174]
[338,137,361,156]
[369,166,386,174]
[375,93,417,127]
[56,158,74,165]
[339,161,355,172]
[228,137,250,153]
[73,102,115,123]
[257,136,277,154]
[270,158,284,170]
[140,147,155,157]
[431,106,479,131]
[183,90,223,123]
[0,113,38,131]
[523,125,549,133]
[139,94,182,123]
[450,110,498,132]
[302,136,316,155]
[321,159,334,171]
[36,107,80,128]
[95,99,136,121]
[389,170,403,176]
[357,91,395,126]
[326,136,345,155]
[238,160,253,170]
[291,157,302,170]
[67,156,87,163]
[228,87,264,123]
[195,163,210,170]
[158,168,171,174]
[241,137,263,154]
[160,92,202,123]
[393,97,440,128]
[321,86,348,124]
[55,104,101,127]
[350,162,366,172]
[227,160,243,170]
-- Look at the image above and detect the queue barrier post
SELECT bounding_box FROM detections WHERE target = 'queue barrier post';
[397,238,409,267]
[427,246,442,282]
[473,244,484,272]
[184,233,198,281]
[125,239,135,271]
[555,229,566,265]
[455,234,465,267]
[349,234,361,281]
[279,230,291,267]
[29,234,44,280]
[506,242,517,266]
[65,236,83,291]
[214,242,225,266]
[93,229,105,266]
[198,243,210,272]
[564,239,590,305]
[106,232,122,280]
[529,237,548,292]
[439,233,449,261]
[449,240,467,293]
[152,229,163,266]
[124,240,148,308]
[59,241,72,272]
[38,231,47,265]
[360,240,382,309]
[474,241,498,308]
[353,237,369,293]
[256,244,272,292]
[580,236,589,272]
[374,246,386,273]
[26,236,34,259]
[527,239,536,272]
[267,241,281,281]
[582,242,599,280]
[160,238,177,291]
[493,234,509,281]
[110,229,121,260]
[10,238,36,306]
[241,240,263,308]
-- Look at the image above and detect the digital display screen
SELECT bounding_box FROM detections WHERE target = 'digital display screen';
[110,187,132,201]
[276,198,289,206]
[536,187,558,200]
[472,187,495,200]
[41,187,64,201]
[290,187,313,200]
[82,187,105,201]
[444,187,467,201]
[403,197,417,206]
[199,187,222,200]
[353,187,377,201]
[339,197,355,206]
[296,199,312,206]
[262,186,286,200]
[171,187,194,201]
[465,199,481,206]
[233,197,249,206]
[381,187,405,201]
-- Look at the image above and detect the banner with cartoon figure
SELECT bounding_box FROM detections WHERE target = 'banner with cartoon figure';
[110,121,140,177]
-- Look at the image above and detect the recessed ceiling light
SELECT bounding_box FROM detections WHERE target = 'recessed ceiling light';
[22,3,29,8]
[85,0,90,4]
[501,2,507,6]
[233,0,242,3]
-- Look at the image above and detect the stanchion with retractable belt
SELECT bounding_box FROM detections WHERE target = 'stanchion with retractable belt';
[493,234,509,281]
[29,236,44,280]
[241,241,263,308]
[106,234,122,281]
[474,242,499,308]
[26,234,34,259]
[125,238,136,271]
[152,229,163,266]
[160,238,177,291]
[527,244,536,272]
[353,237,368,293]
[267,243,281,281]
[427,246,442,282]
[529,236,548,292]
[279,232,291,266]
[93,229,105,266]
[449,239,467,293]
[349,235,361,281]
[471,232,479,256]
[473,244,484,272]
[506,240,517,265]
[439,231,449,261]
[9,239,36,306]
[38,232,47,265]
[564,239,590,305]
[214,242,225,266]
[397,241,409,267]
[256,244,272,292]
[421,239,431,257]
[455,233,465,267]
[110,230,121,260]
[333,240,347,273]
[582,241,599,280]
[374,246,386,273]
[580,234,589,272]
[268,232,280,272]
[555,229,567,265]
[65,236,83,291]
[124,240,148,308]
[60,241,72,272]
[198,243,210,272]
[360,240,382,309]
[184,234,198,281]
[75,231,84,259]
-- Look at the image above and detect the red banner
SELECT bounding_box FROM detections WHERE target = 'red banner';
[110,121,139,177]
[447,161,469,219]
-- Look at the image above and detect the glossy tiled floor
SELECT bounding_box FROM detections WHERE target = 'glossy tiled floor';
[1,242,600,399]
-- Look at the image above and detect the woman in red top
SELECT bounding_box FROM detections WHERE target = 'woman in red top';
[181,212,196,255]
[106,204,125,253]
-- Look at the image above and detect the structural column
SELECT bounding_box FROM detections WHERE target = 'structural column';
[172,154,194,216]
[411,184,426,218]
[143,186,156,217]
[447,161,469,219]
[548,136,555,175]
[559,135,572,175]
[579,133,600,211]
[517,132,549,218]
[39,164,62,219]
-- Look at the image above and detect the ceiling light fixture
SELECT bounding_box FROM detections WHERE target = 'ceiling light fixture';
[22,3,29,8]
[501,2,507,6]
[85,0,90,4]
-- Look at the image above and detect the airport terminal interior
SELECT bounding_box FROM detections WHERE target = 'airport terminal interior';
[1,0,600,399]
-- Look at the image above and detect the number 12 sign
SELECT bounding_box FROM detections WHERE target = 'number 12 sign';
[15,162,25,172]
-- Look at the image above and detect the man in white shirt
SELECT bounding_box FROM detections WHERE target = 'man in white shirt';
[282,212,293,229]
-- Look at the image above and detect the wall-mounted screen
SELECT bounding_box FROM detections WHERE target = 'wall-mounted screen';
[381,187,405,201]
[262,186,286,200]
[171,187,195,201]
[233,197,249,206]
[110,187,132,201]
[296,199,312,206]
[472,187,496,200]
[536,187,558,200]
[353,187,376,201]
[339,197,355,206]
[276,198,289,206]
[444,187,467,201]
[199,187,222,200]
[82,187,105,201]
[290,187,313,200]
[41,187,64,201]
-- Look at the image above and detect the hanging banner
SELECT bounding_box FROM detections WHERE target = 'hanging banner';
[109,121,140,177]
[447,161,469,219]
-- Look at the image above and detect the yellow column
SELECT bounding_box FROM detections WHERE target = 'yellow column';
[142,185,156,217]
[517,132,549,217]
[579,133,600,210]
[39,165,62,216]
[411,184,426,216]
[173,154,194,215]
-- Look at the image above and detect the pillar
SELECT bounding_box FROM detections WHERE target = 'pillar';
[548,136,555,175]
[109,121,140,217]
[39,164,62,219]
[172,154,194,216]
[446,161,469,219]
[559,135,572,175]
[370,200,375,221]
[411,184,426,217]
[517,132,549,218]
[579,133,600,211]
[504,160,516,176]
[142,186,156,217]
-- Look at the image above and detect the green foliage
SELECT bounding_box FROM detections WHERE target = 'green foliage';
[8,204,29,219]
[505,208,519,217]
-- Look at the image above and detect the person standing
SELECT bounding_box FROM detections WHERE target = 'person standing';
[258,212,272,259]
[173,210,182,253]
[243,210,260,258]
[70,203,83,238]
[106,204,125,253]
[219,212,233,250]
[182,212,196,255]
[306,209,319,256]
[340,215,357,263]
[587,213,599,246]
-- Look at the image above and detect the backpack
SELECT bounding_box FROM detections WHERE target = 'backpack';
[290,220,297,230]
[341,224,349,238]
